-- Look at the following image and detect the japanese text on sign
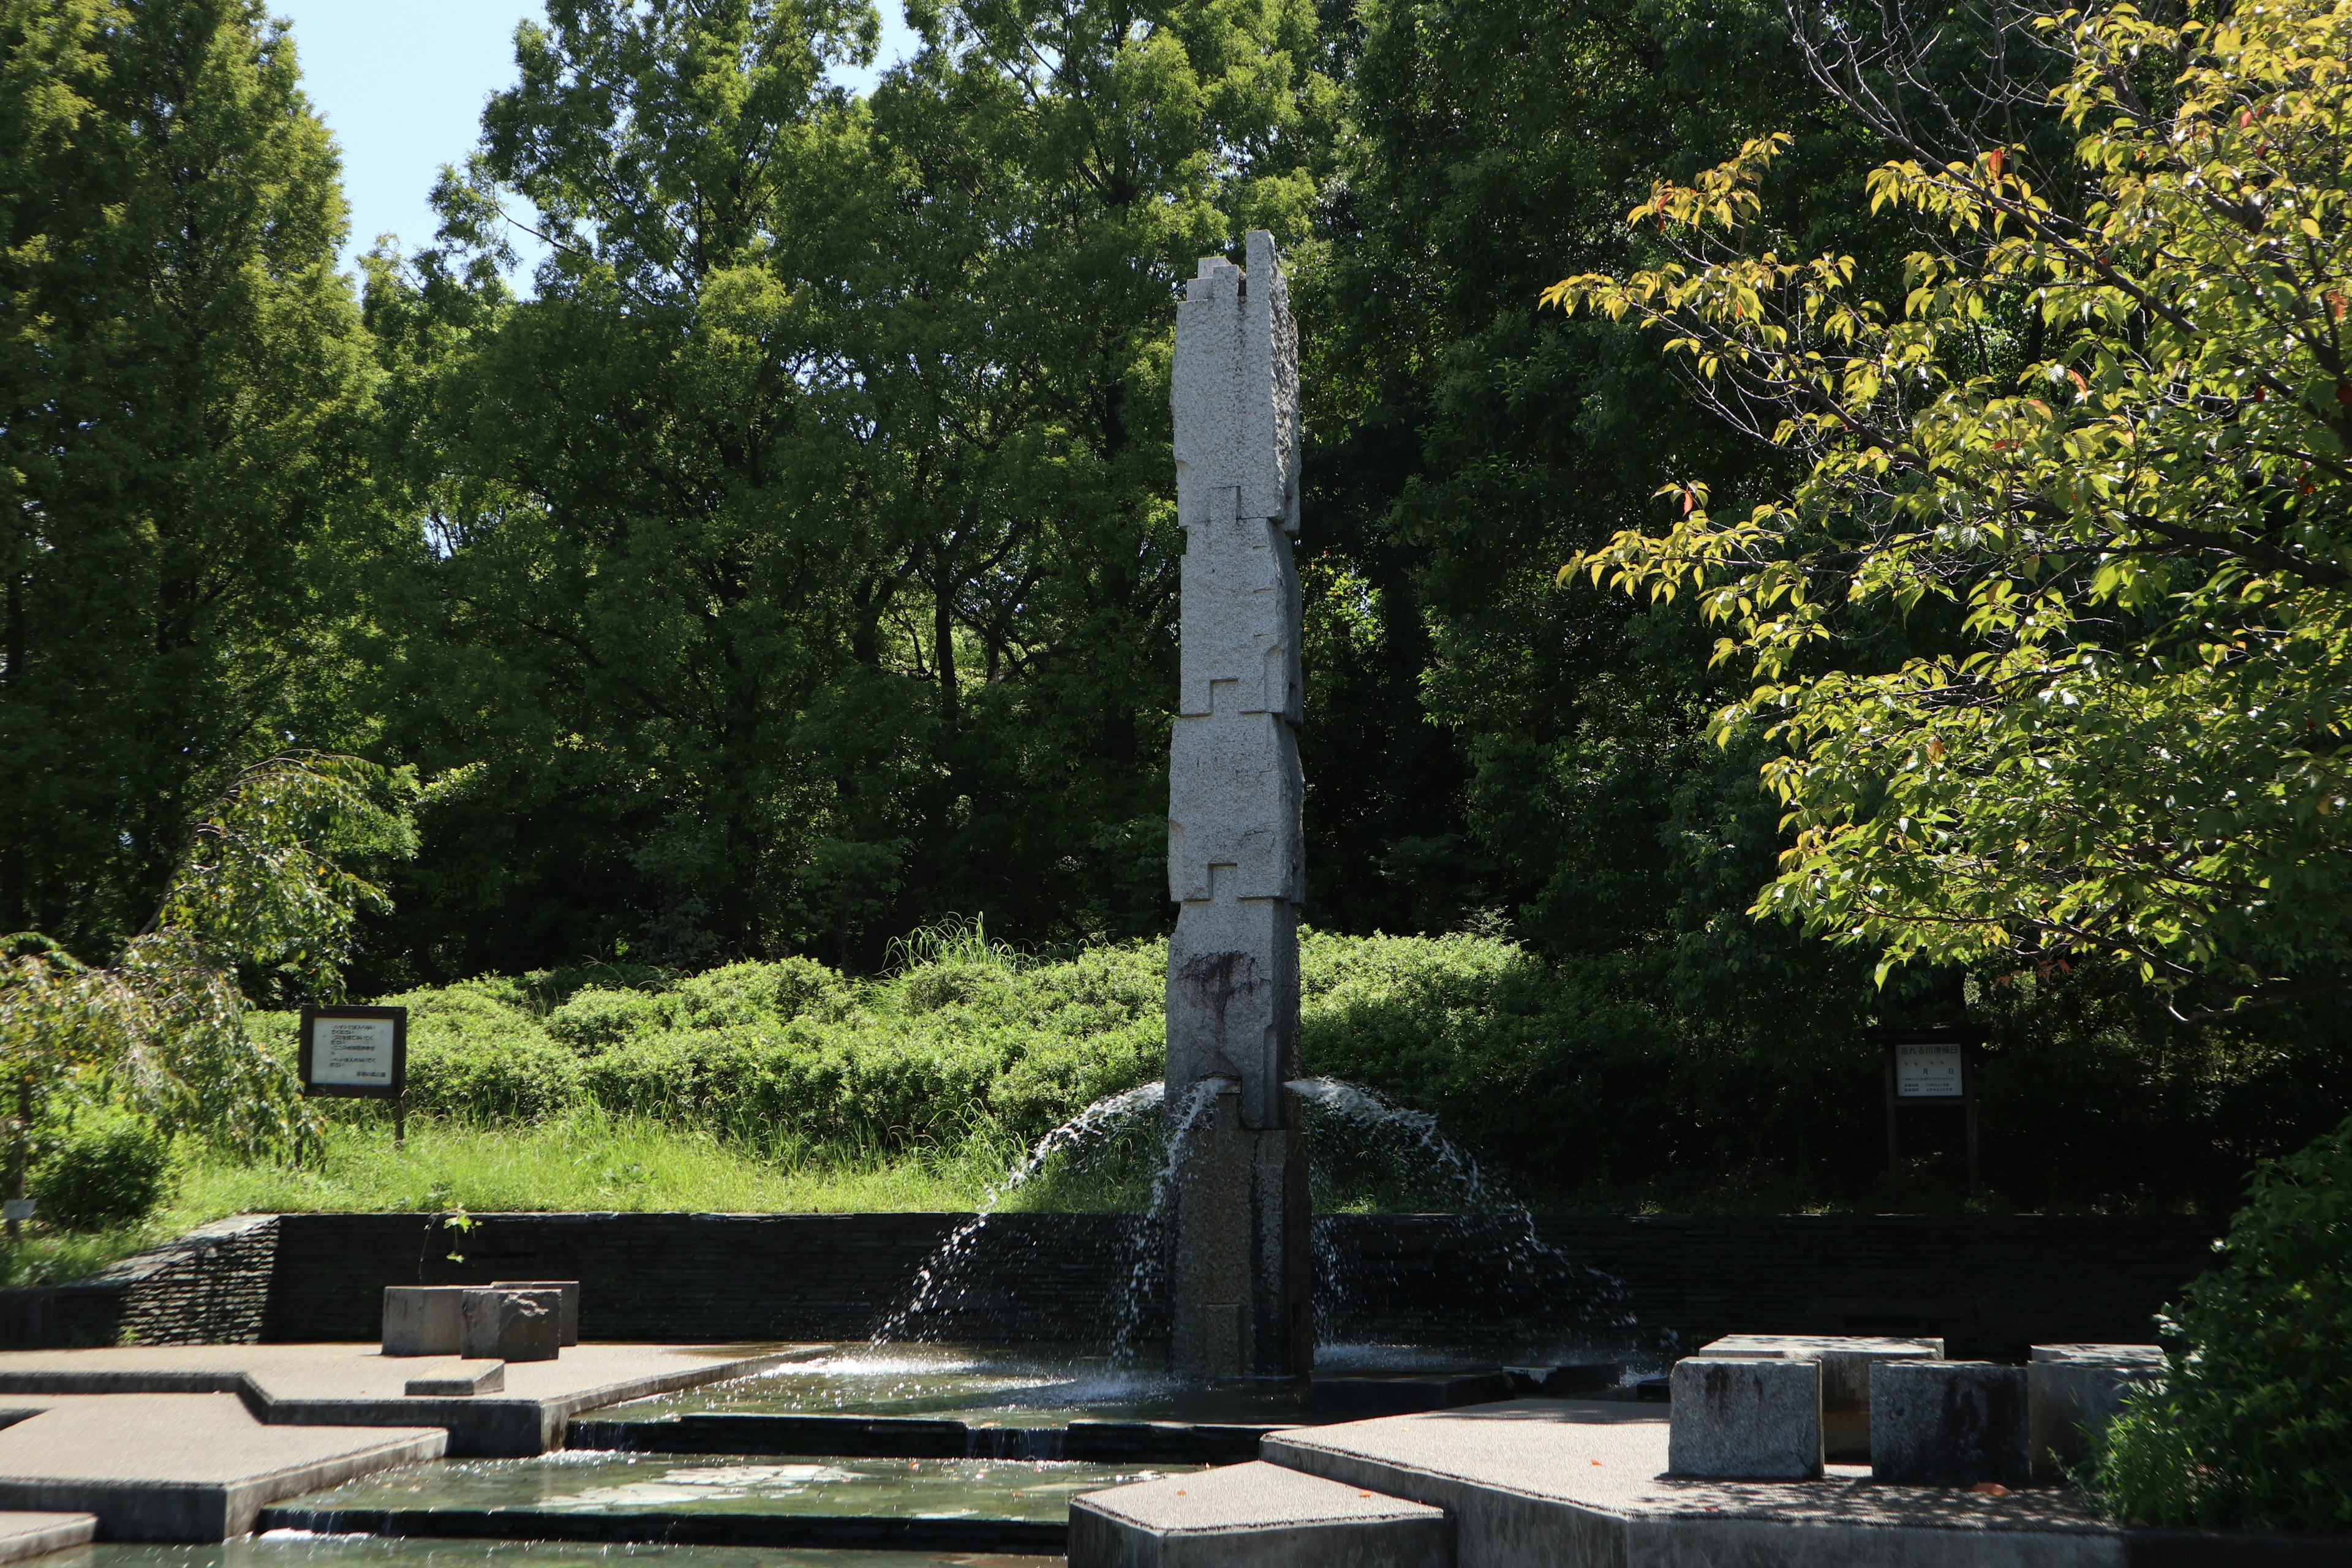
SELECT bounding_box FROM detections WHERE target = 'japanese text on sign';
[314,1017,396,1088]
[1895,1042,1965,1098]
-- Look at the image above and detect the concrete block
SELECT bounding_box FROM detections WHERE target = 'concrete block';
[0,1512,95,1565]
[1701,1333,1942,1461]
[404,1360,504,1397]
[491,1280,579,1345]
[2032,1343,2163,1366]
[459,1289,560,1362]
[1071,1460,1450,1568]
[380,1287,467,1357]
[1668,1356,1822,1480]
[2030,1346,2164,1482]
[1872,1360,2030,1487]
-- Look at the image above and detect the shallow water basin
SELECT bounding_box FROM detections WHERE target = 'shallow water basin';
[598,1344,1310,1428]
[284,1452,1197,1522]
[74,1539,1054,1568]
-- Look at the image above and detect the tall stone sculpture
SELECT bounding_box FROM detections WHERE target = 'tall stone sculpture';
[1163,232,1312,1381]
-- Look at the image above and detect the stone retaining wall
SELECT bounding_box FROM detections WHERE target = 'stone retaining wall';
[0,1209,2221,1356]
[0,1213,279,1348]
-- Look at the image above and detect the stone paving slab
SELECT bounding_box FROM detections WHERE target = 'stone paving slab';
[0,1343,799,1457]
[0,1393,443,1542]
[1072,1460,1450,1567]
[0,1512,94,1564]
[1262,1398,2126,1568]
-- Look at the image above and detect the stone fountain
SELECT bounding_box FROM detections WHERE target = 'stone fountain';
[1163,231,1313,1381]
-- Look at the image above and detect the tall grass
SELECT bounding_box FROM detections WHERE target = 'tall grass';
[177,1110,1026,1217]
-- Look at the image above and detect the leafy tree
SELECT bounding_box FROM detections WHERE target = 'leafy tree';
[1299,0,1912,1014]
[1553,0,2352,1009]
[0,752,415,1174]
[0,0,382,959]
[364,0,1330,976]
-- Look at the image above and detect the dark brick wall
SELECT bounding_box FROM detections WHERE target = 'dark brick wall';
[251,1208,2221,1357]
[1319,1213,2222,1357]
[260,1212,1139,1344]
[0,1207,2219,1352]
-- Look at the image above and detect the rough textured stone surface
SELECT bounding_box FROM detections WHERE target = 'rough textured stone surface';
[2029,1346,2163,1482]
[491,1280,580,1344]
[1872,1360,2032,1488]
[460,1289,559,1362]
[1700,1334,1943,1461]
[1165,230,1311,1381]
[1668,1357,1823,1480]
[1072,1460,1450,1568]
[382,1286,468,1357]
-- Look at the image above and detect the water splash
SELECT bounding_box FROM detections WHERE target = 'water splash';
[1106,1077,1226,1367]
[1290,1076,1633,1338]
[872,1081,1166,1346]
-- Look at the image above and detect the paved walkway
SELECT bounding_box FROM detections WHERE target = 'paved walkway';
[0,1341,799,1542]
[0,1342,801,1457]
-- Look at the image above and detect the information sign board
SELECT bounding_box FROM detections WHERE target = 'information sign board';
[1894,1042,1966,1099]
[299,1006,407,1099]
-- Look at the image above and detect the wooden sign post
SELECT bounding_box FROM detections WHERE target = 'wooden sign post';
[299,1005,409,1144]
[1873,1026,1980,1193]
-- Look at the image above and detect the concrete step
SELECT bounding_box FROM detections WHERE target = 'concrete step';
[0,1513,94,1565]
[1073,1459,1451,1567]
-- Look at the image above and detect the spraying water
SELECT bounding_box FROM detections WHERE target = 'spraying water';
[1289,1076,1633,1339]
[870,1081,1167,1346]
[1106,1077,1226,1367]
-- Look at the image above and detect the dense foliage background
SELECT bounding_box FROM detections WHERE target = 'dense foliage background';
[6,0,2350,1208]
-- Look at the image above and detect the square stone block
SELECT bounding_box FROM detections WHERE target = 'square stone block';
[459,1288,560,1362]
[1700,1334,1942,1461]
[2029,1346,2164,1481]
[404,1360,505,1396]
[1871,1360,2030,1488]
[1072,1460,1449,1568]
[491,1280,580,1344]
[382,1287,468,1357]
[1668,1356,1822,1480]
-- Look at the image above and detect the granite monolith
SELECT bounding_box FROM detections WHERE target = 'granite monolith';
[1164,231,1312,1381]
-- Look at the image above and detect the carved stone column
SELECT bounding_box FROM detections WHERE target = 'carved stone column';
[1164,232,1312,1381]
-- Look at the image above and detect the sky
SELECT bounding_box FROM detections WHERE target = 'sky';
[271,1,918,282]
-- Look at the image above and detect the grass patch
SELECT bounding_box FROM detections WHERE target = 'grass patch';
[178,1112,1027,1218]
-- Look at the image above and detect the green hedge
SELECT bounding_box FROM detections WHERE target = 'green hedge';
[2096,1116,2352,1532]
[262,930,2351,1209]
[348,938,1169,1155]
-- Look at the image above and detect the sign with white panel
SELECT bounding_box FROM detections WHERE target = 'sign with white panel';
[1894,1042,1966,1099]
[300,1006,407,1099]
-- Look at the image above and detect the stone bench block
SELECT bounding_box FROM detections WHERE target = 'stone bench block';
[404,1360,505,1397]
[1668,1356,1822,1480]
[382,1287,469,1357]
[460,1289,560,1363]
[2029,1344,2164,1481]
[1871,1360,2029,1488]
[491,1280,580,1345]
[1700,1333,1942,1461]
[1071,1460,1450,1567]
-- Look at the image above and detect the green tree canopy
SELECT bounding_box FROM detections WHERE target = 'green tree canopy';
[1553,0,2352,1008]
[0,0,381,959]
[365,0,1329,972]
